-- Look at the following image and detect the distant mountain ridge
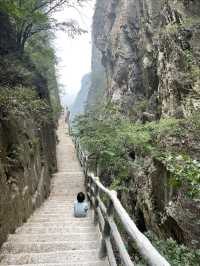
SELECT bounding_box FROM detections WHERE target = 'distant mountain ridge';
[70,73,91,120]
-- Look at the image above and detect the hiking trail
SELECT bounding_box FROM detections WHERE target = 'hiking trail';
[0,117,108,266]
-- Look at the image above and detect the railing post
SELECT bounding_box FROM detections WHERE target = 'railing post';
[99,198,114,259]
[74,141,170,266]
[88,177,92,203]
[84,162,89,190]
[85,156,88,177]
[99,219,110,259]
[107,198,114,217]
[82,155,85,173]
[93,184,99,226]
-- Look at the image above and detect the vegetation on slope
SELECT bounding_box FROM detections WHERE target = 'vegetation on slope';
[0,0,89,122]
[72,104,200,264]
[73,104,200,199]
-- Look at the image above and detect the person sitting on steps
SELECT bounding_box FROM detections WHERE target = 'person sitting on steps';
[74,192,89,217]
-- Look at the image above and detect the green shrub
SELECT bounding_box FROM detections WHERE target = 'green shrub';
[73,107,200,199]
[144,231,200,266]
[0,86,51,125]
[160,153,200,198]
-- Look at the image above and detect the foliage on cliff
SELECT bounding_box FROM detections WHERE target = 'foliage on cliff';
[73,106,200,199]
[73,103,200,261]
[26,32,61,121]
[138,231,200,266]
[0,87,51,125]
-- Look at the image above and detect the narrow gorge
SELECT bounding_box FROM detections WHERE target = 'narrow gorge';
[72,0,200,264]
[0,4,60,247]
[0,0,200,265]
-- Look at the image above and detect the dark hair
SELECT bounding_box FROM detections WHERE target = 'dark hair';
[77,192,85,203]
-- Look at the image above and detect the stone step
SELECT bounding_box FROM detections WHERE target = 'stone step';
[0,262,107,266]
[28,219,93,224]
[57,169,82,172]
[53,177,83,180]
[50,189,82,191]
[51,180,83,183]
[57,163,80,165]
[50,188,83,190]
[28,217,93,223]
[8,233,99,242]
[30,214,93,219]
[48,196,85,199]
[32,210,89,215]
[1,241,99,254]
[32,207,89,212]
[35,204,76,207]
[31,212,84,217]
[33,209,81,214]
[32,208,90,212]
[57,163,81,166]
[0,250,101,264]
[57,170,82,172]
[50,190,84,194]
[53,173,84,177]
[25,221,93,226]
[53,172,83,175]
[34,205,80,210]
[32,208,88,213]
[41,202,79,205]
[51,195,83,198]
[33,210,83,215]
[51,186,84,189]
[51,179,83,181]
[15,226,96,234]
[49,194,84,197]
[42,200,77,203]
[50,190,84,193]
[51,183,84,186]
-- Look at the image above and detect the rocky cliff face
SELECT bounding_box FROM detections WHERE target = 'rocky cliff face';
[0,13,58,247]
[0,116,56,247]
[92,0,200,249]
[86,42,107,110]
[93,0,200,120]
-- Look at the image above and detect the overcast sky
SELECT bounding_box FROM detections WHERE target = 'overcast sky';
[53,1,95,107]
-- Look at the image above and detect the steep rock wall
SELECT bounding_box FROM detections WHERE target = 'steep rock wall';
[71,73,91,120]
[0,13,57,247]
[86,41,107,110]
[92,0,200,248]
[93,0,200,119]
[0,117,57,246]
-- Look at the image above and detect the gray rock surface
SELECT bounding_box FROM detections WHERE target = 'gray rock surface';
[90,0,200,249]
[71,73,91,120]
[92,0,200,119]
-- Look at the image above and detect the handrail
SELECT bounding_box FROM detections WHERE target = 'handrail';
[74,138,170,266]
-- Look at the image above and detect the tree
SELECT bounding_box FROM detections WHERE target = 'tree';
[0,0,88,54]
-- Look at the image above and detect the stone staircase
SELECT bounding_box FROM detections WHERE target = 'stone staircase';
[0,119,108,266]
